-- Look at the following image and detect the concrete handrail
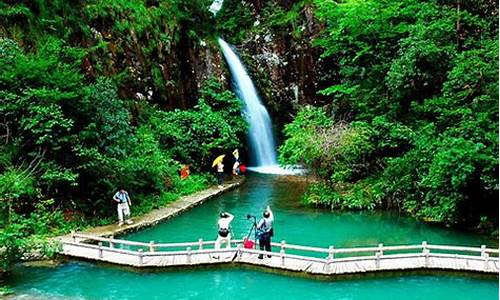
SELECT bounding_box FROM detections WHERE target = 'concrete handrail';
[67,233,498,261]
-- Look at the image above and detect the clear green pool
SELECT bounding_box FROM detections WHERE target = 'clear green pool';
[125,175,496,248]
[6,174,498,299]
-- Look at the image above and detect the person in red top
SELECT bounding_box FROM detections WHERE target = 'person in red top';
[180,165,190,179]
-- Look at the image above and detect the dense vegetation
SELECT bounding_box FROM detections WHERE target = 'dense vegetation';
[0,0,497,274]
[0,0,246,272]
[278,0,498,232]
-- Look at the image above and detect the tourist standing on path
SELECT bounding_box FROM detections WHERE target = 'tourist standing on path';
[113,189,133,226]
[257,205,274,259]
[214,211,234,257]
[232,149,241,175]
[217,161,224,188]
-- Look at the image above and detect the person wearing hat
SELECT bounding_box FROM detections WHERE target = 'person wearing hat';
[256,205,274,259]
[214,211,234,258]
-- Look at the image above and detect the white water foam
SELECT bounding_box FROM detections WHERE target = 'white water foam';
[246,165,305,175]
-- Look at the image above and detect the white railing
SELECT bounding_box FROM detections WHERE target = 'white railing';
[65,232,499,273]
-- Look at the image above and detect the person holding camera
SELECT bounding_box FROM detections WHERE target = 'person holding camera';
[256,205,274,259]
[214,211,234,258]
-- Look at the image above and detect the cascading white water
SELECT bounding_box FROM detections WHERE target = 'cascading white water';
[218,38,300,174]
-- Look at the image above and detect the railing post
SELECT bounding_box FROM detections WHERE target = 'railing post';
[71,231,76,243]
[375,252,381,269]
[483,252,489,271]
[109,235,114,249]
[480,245,489,270]
[373,243,384,269]
[98,242,103,259]
[422,241,429,267]
[187,247,192,264]
[281,240,286,252]
[198,238,203,250]
[149,241,155,252]
[280,249,285,267]
[237,244,242,261]
[138,249,143,265]
[328,246,335,260]
[325,246,334,273]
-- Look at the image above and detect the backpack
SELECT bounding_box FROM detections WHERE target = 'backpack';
[218,228,229,237]
[257,219,273,238]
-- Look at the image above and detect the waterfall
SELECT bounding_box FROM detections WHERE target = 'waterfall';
[209,0,224,15]
[218,38,299,174]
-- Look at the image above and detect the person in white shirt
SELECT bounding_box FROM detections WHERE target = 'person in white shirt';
[113,189,133,226]
[257,206,274,259]
[214,211,234,257]
[217,161,224,188]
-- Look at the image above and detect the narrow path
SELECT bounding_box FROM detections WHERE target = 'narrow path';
[56,177,245,243]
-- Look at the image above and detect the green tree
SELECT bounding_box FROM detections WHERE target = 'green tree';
[280,0,498,230]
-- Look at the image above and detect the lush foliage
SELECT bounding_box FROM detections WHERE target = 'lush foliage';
[146,79,247,168]
[0,1,246,272]
[216,0,309,44]
[279,0,498,231]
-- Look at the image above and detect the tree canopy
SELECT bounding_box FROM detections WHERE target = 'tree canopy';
[279,0,498,231]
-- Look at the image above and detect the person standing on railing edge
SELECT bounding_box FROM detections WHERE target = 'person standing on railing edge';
[213,211,234,259]
[256,205,274,259]
[113,189,134,226]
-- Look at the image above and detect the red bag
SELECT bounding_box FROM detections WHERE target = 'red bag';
[243,238,254,249]
[239,164,247,173]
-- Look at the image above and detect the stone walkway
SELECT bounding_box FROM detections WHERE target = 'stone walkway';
[57,177,245,242]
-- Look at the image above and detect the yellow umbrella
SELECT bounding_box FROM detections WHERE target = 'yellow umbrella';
[212,155,225,167]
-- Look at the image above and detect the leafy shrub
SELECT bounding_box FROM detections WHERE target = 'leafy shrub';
[277,0,499,231]
[0,199,72,272]
[147,79,247,169]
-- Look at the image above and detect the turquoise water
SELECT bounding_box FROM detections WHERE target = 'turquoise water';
[7,174,498,299]
[7,262,498,300]
[125,175,496,249]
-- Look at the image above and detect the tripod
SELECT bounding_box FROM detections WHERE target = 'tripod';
[245,214,258,249]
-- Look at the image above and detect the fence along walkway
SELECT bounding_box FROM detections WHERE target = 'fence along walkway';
[60,233,499,276]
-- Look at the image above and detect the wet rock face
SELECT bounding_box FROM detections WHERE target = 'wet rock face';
[162,38,227,110]
[237,2,333,128]
[83,0,329,120]
[84,26,227,111]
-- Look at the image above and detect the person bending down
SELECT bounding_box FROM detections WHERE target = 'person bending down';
[214,211,234,258]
